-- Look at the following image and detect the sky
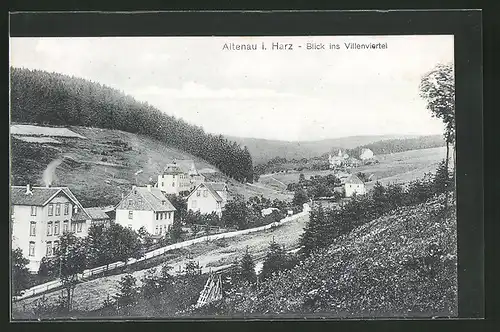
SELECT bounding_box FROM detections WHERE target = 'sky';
[9,35,454,141]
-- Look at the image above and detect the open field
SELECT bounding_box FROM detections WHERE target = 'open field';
[258,147,447,192]
[10,124,87,139]
[12,213,308,316]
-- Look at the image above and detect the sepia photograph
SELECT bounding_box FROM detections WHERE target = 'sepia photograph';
[9,33,459,320]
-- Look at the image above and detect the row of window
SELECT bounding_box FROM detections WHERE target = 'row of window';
[155,224,171,235]
[190,200,221,209]
[29,220,83,237]
[32,203,71,217]
[28,240,60,257]
[155,211,172,220]
[196,190,209,198]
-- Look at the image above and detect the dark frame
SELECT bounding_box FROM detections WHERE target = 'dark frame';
[8,9,483,322]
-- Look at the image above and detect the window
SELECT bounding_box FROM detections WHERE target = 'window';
[46,241,52,256]
[156,213,159,220]
[203,190,208,197]
[192,200,197,208]
[48,204,54,216]
[128,211,133,219]
[31,206,37,216]
[71,222,76,233]
[155,225,159,235]
[160,213,163,220]
[54,221,60,235]
[64,203,70,215]
[55,203,61,216]
[162,200,166,205]
[128,199,132,207]
[196,190,201,197]
[172,182,175,187]
[47,222,53,236]
[63,220,69,233]
[29,242,35,257]
[77,222,83,233]
[30,221,36,236]
[53,241,59,254]
[168,212,172,219]
[161,182,164,186]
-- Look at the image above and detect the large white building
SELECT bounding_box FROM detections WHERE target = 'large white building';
[115,185,176,236]
[10,185,92,272]
[186,182,228,218]
[156,160,206,195]
[344,174,367,197]
[359,148,375,161]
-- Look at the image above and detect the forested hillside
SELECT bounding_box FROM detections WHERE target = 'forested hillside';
[346,135,445,158]
[10,67,253,183]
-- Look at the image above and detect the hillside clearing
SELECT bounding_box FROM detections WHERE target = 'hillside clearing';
[11,124,87,139]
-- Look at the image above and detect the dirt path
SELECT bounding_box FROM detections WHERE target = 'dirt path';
[13,213,309,315]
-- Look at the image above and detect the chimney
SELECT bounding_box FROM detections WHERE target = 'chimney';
[25,184,33,195]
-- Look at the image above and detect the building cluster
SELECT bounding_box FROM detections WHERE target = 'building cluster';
[10,160,228,272]
[328,148,375,169]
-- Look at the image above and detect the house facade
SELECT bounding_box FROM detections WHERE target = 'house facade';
[156,163,192,195]
[186,182,228,218]
[328,149,349,169]
[115,185,176,236]
[85,207,112,227]
[10,185,92,273]
[344,174,367,197]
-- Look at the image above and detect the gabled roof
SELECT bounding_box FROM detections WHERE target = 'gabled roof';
[205,182,227,192]
[118,186,176,212]
[345,174,364,185]
[187,183,223,202]
[85,207,111,220]
[162,164,185,175]
[10,186,91,220]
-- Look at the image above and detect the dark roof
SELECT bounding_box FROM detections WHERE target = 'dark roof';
[187,183,224,202]
[345,174,364,185]
[205,182,227,192]
[10,186,91,220]
[138,187,176,211]
[162,164,185,175]
[85,207,111,220]
[11,186,61,206]
[117,186,176,212]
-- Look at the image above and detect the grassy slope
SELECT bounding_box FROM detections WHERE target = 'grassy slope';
[10,125,291,207]
[227,135,420,164]
[223,194,457,318]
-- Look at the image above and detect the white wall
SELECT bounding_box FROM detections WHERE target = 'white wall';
[157,174,191,194]
[345,183,367,197]
[116,209,155,233]
[187,190,222,218]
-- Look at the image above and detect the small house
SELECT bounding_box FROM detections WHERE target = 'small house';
[115,185,176,236]
[186,182,228,218]
[344,174,367,197]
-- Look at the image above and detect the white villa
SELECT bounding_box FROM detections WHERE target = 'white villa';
[186,182,228,218]
[156,160,206,195]
[10,185,92,272]
[359,148,375,161]
[115,185,176,236]
[344,174,367,197]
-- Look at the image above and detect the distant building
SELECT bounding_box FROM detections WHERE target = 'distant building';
[186,182,228,218]
[344,174,367,197]
[156,160,206,195]
[10,184,92,272]
[85,207,112,227]
[261,207,279,217]
[328,149,350,169]
[359,148,374,161]
[115,185,176,236]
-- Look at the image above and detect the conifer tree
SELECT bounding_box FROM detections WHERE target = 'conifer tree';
[299,203,329,257]
[260,239,287,280]
[239,247,256,284]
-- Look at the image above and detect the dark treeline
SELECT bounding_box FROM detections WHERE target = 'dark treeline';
[10,67,253,183]
[345,135,445,157]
